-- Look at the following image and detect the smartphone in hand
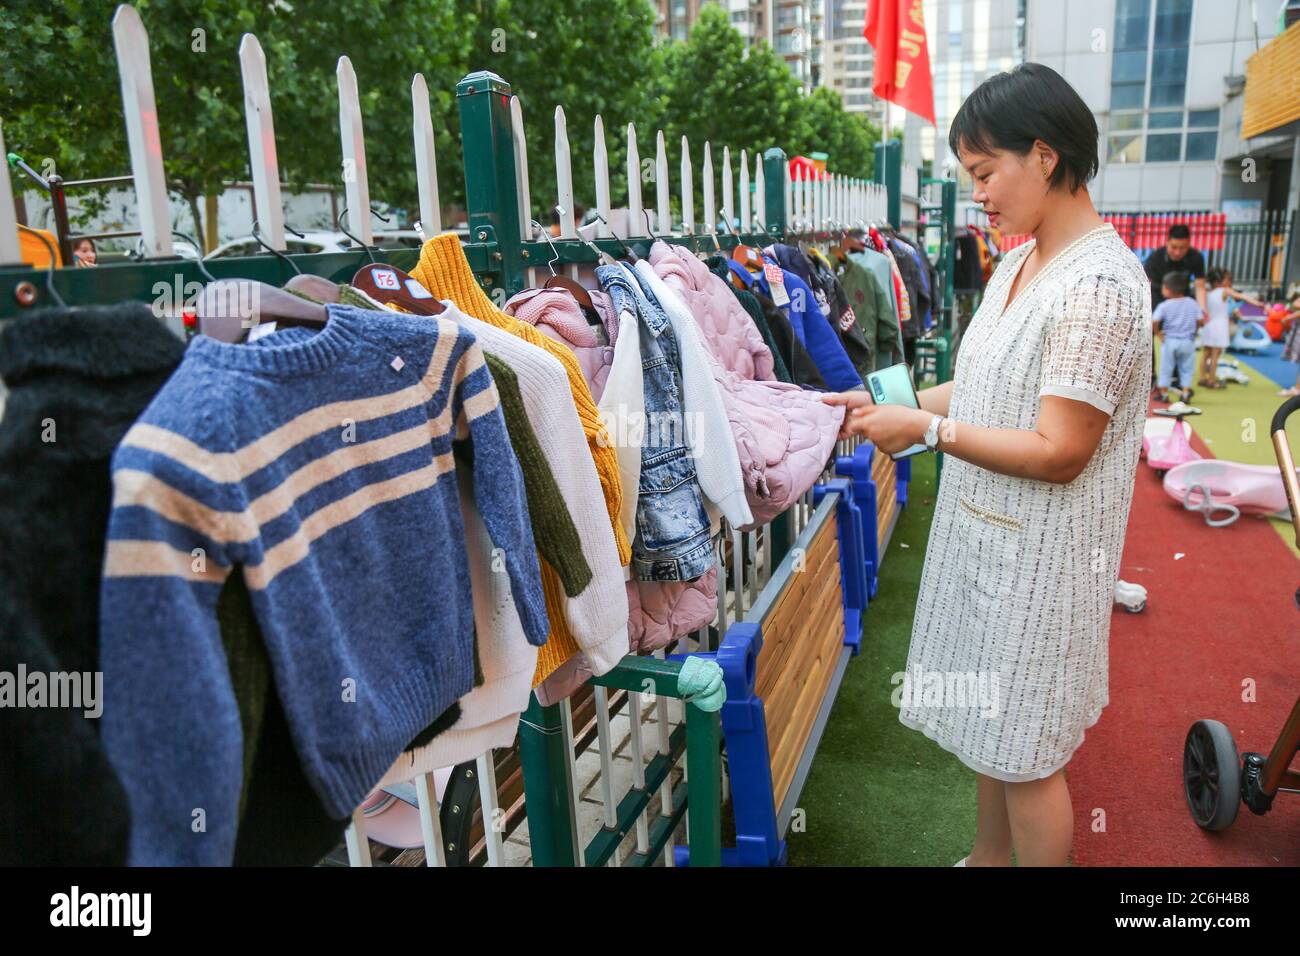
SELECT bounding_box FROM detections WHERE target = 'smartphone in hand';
[865,363,928,460]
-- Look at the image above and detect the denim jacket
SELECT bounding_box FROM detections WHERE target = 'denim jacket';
[596,264,714,582]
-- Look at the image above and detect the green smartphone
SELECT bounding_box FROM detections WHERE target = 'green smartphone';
[864,362,928,460]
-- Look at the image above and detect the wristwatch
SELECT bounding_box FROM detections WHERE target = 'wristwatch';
[923,414,946,452]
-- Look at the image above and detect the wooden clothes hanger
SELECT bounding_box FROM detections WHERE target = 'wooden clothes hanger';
[531,219,594,313]
[338,206,444,316]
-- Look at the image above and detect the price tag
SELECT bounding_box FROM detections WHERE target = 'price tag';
[763,261,789,306]
[405,278,433,299]
[374,268,400,291]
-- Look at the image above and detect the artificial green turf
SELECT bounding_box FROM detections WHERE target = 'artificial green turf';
[784,452,980,866]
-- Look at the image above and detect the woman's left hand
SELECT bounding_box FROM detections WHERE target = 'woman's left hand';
[845,405,930,455]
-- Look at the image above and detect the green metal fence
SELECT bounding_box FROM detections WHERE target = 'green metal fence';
[0,5,913,868]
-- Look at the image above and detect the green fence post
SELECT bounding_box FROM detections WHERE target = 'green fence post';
[684,700,723,867]
[874,139,901,229]
[762,147,793,566]
[517,694,579,866]
[762,147,788,239]
[456,70,528,299]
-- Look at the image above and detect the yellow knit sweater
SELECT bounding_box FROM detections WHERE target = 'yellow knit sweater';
[411,234,630,684]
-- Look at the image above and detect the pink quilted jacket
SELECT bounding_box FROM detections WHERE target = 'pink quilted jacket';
[503,287,719,700]
[648,242,845,526]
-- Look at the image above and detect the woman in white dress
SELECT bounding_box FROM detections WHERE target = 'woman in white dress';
[824,64,1151,867]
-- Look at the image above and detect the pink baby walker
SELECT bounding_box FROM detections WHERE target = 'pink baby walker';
[1142,403,1203,478]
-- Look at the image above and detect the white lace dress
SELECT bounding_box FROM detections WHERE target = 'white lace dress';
[898,223,1152,781]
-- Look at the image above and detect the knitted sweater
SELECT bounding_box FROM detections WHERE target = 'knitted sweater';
[483,352,591,597]
[449,305,631,683]
[409,233,630,566]
[0,303,183,866]
[376,467,538,783]
[100,304,547,865]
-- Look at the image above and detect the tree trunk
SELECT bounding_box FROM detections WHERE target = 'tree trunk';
[185,193,203,254]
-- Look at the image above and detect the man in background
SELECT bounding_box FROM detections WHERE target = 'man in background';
[1144,223,1207,394]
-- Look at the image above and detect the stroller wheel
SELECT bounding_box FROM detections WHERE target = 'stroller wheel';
[1183,720,1241,831]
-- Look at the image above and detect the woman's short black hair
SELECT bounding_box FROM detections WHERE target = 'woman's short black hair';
[948,62,1099,193]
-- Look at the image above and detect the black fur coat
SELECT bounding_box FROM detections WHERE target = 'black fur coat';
[0,303,184,865]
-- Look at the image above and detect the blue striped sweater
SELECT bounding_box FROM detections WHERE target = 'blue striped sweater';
[99,304,547,865]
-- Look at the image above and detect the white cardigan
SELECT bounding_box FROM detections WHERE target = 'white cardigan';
[453,305,630,673]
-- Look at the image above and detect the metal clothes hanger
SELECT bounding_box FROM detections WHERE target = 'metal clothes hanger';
[531,215,594,312]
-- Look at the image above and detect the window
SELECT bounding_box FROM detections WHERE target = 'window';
[1185,131,1217,160]
[1105,0,1210,165]
[1110,0,1150,112]
[1184,108,1219,161]
[1146,132,1181,162]
[1148,0,1192,107]
[1109,135,1143,163]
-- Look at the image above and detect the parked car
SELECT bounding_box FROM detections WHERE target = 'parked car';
[207,231,355,259]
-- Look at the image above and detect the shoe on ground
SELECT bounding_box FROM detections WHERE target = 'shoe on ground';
[953,856,968,866]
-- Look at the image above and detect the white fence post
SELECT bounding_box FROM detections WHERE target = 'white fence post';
[336,55,373,245]
[627,123,645,238]
[554,105,576,238]
[593,115,611,239]
[411,73,443,237]
[111,5,173,257]
[238,34,285,250]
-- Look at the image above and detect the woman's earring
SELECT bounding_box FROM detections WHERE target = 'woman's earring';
[1042,165,1051,179]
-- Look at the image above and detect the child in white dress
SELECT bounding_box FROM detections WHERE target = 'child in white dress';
[1200,268,1263,388]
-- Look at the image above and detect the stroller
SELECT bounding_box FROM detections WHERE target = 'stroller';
[1181,394,1300,830]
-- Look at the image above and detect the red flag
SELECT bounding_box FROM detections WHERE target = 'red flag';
[864,0,936,125]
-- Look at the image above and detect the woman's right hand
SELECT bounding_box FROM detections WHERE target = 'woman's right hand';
[821,389,874,439]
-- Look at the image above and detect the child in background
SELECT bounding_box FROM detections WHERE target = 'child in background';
[1153,270,1206,404]
[1275,286,1300,397]
[1200,268,1263,389]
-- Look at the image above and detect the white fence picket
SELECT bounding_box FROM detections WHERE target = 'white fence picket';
[721,146,733,236]
[680,136,694,236]
[411,73,442,237]
[656,130,670,236]
[627,123,644,238]
[239,34,285,250]
[702,142,715,238]
[554,105,576,239]
[510,96,532,242]
[593,115,611,239]
[739,148,751,234]
[0,122,20,263]
[111,5,173,257]
[336,56,373,245]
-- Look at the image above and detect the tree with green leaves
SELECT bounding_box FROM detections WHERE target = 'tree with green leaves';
[0,0,470,246]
